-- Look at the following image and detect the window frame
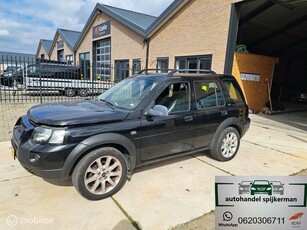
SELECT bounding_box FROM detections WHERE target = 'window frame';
[132,59,141,74]
[174,55,212,73]
[156,57,169,73]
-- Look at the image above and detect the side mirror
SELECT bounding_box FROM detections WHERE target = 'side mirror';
[146,105,169,117]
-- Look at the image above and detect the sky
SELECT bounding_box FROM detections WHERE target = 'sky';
[0,0,174,54]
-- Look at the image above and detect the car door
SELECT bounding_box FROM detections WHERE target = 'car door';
[192,79,227,148]
[139,81,195,161]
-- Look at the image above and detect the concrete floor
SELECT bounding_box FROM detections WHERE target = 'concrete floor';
[0,111,307,229]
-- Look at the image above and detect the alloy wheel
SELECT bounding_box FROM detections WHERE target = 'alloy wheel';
[84,156,122,195]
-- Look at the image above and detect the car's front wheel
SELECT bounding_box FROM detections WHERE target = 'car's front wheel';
[210,127,240,161]
[72,147,127,200]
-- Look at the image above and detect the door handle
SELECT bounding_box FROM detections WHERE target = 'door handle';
[184,115,193,122]
[221,110,228,116]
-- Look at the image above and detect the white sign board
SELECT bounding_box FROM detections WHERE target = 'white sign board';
[215,176,307,230]
[240,73,260,81]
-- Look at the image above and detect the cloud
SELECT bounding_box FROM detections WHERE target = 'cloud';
[0,0,174,54]
[0,29,9,36]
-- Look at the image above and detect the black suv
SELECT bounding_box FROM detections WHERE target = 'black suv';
[11,70,250,200]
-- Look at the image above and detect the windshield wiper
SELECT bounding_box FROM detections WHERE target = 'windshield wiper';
[98,98,115,110]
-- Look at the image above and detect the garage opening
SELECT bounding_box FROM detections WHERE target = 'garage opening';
[230,0,307,111]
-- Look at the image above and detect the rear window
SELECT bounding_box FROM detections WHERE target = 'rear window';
[223,79,245,104]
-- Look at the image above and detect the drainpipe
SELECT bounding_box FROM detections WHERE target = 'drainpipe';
[145,38,150,73]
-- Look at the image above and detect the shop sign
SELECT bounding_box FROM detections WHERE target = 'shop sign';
[93,21,111,39]
[57,40,64,49]
[215,176,307,230]
[240,73,260,82]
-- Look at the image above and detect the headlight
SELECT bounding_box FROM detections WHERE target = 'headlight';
[32,127,66,144]
[251,187,256,190]
[267,187,272,190]
[239,187,243,190]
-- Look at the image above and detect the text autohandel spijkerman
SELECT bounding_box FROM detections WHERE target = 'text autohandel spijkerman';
[225,196,297,204]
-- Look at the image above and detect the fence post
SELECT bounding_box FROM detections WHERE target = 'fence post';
[38,59,43,104]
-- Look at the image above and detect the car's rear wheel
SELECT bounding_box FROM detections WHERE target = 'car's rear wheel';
[65,88,76,97]
[78,89,89,97]
[210,127,240,161]
[72,147,127,200]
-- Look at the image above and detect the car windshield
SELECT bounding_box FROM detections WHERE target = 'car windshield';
[253,180,269,185]
[98,77,158,110]
[271,181,281,185]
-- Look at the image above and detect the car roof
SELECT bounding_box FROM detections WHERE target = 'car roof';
[133,73,230,82]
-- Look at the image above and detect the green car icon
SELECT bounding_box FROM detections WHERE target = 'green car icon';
[250,180,272,195]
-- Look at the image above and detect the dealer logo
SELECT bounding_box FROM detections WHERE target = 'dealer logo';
[290,212,304,228]
[238,180,284,196]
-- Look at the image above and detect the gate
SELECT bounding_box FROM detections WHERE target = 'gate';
[0,55,113,103]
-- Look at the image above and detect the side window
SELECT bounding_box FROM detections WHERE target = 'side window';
[27,65,39,74]
[155,82,190,113]
[194,80,224,110]
[223,79,244,104]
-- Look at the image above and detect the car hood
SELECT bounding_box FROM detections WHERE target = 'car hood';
[27,99,129,126]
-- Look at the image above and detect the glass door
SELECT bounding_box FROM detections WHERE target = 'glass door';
[79,52,90,80]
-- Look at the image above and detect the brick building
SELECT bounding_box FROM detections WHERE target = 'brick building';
[36,0,307,109]
[36,39,52,60]
[48,29,81,64]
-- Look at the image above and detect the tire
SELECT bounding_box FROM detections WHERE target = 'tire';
[72,147,127,200]
[65,88,76,97]
[78,89,89,97]
[210,127,240,161]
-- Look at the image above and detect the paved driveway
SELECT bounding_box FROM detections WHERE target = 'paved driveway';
[1,112,307,229]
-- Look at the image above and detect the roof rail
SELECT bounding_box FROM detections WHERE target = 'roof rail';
[137,69,216,76]
[167,69,216,76]
[137,69,175,74]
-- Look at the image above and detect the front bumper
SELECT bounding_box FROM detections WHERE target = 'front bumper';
[11,116,76,179]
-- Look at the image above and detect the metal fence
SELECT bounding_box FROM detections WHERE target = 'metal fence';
[0,56,113,103]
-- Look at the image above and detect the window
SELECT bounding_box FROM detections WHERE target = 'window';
[155,82,190,113]
[132,59,141,74]
[223,79,245,104]
[57,50,64,62]
[98,77,158,110]
[175,55,212,72]
[115,60,129,83]
[194,80,224,109]
[79,52,90,80]
[156,58,169,73]
[66,55,73,65]
[94,38,111,81]
[27,65,40,74]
